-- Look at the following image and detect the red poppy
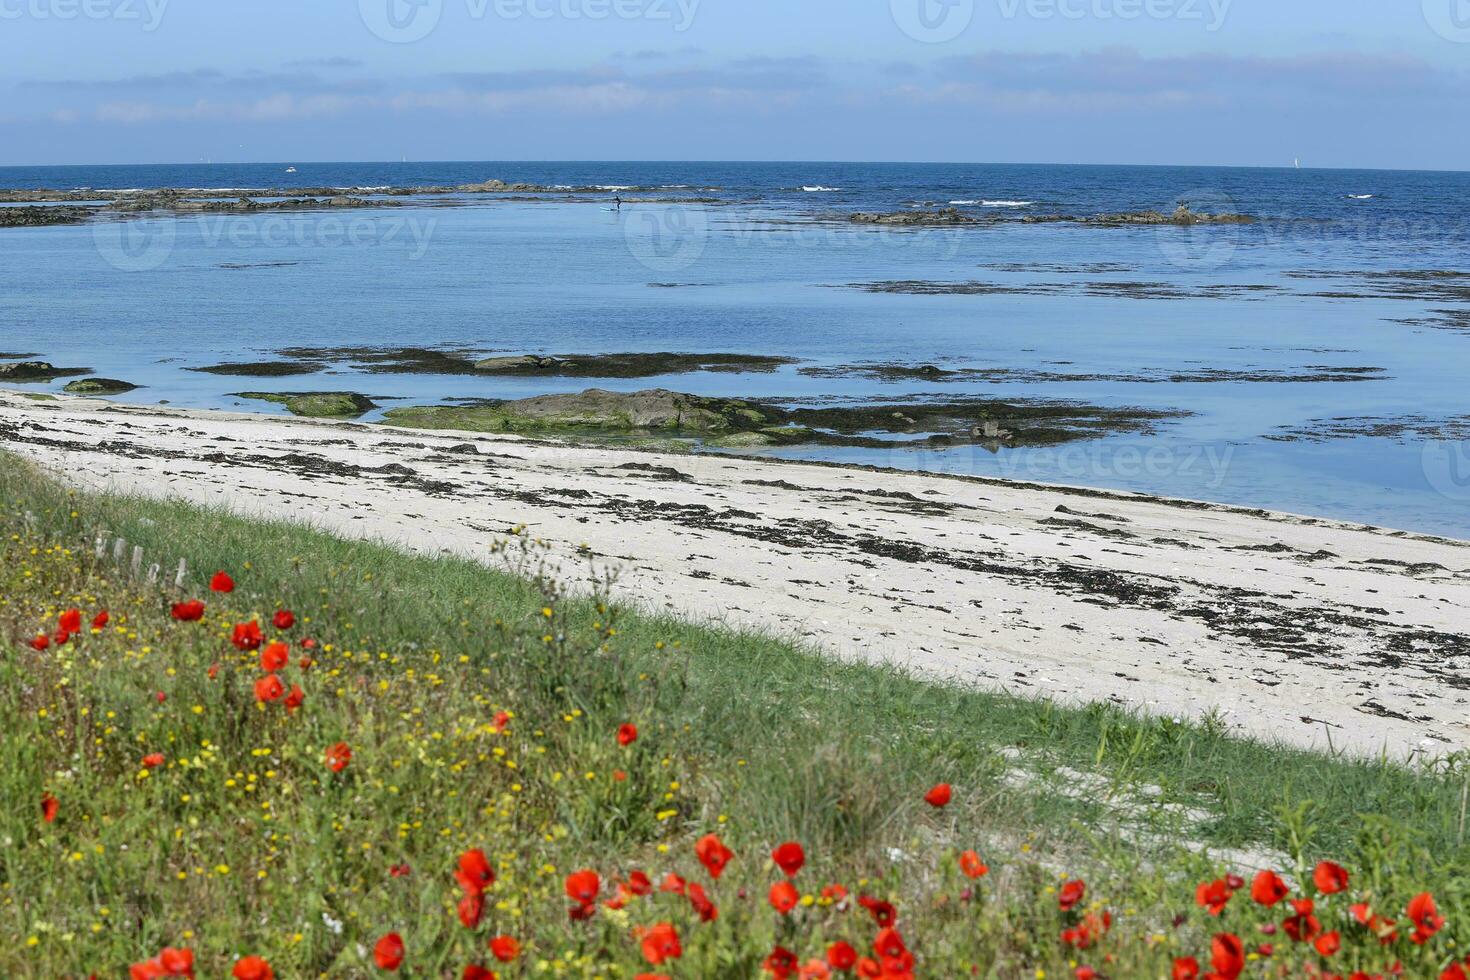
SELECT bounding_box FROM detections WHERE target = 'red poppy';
[457,849,495,894]
[232,957,274,980]
[92,610,110,630]
[254,674,285,703]
[627,870,653,895]
[491,711,511,733]
[695,833,734,879]
[764,946,799,979]
[1172,958,1199,980]
[232,621,263,651]
[1075,969,1097,980]
[59,608,82,633]
[41,793,58,823]
[273,609,295,630]
[827,941,858,971]
[284,685,305,710]
[873,928,907,959]
[769,880,799,915]
[565,869,601,905]
[923,783,952,808]
[687,881,718,922]
[1283,898,1322,942]
[389,863,412,878]
[858,894,897,927]
[1314,931,1341,957]
[155,691,167,704]
[1251,870,1290,907]
[142,753,165,769]
[172,600,206,622]
[1407,892,1445,944]
[373,933,405,971]
[659,872,686,895]
[773,841,805,877]
[462,967,496,980]
[53,629,72,647]
[801,961,833,980]
[489,936,520,962]
[207,663,221,680]
[959,850,989,879]
[458,892,485,929]
[159,949,193,976]
[1350,903,1399,943]
[1196,878,1234,916]
[324,741,352,773]
[639,922,682,965]
[130,948,194,980]
[1061,911,1112,950]
[1058,879,1086,911]
[1313,861,1350,895]
[260,642,289,671]
[28,634,49,651]
[1211,933,1245,980]
[617,723,639,746]
[210,571,235,593]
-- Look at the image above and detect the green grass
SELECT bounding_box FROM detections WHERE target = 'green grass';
[2,450,1467,978]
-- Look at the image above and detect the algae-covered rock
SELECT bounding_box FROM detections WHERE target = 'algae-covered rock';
[471,352,796,378]
[236,391,378,418]
[190,361,323,378]
[63,378,139,395]
[0,360,91,381]
[379,386,1179,450]
[383,388,783,437]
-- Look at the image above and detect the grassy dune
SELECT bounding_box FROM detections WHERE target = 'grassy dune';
[1,450,1466,978]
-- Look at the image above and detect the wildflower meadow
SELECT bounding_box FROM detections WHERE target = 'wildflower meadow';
[2,452,1468,978]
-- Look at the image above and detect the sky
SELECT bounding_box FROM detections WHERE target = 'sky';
[1,0,1468,169]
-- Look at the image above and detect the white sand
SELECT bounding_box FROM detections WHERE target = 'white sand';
[5,391,1468,756]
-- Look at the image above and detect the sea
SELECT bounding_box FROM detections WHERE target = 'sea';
[1,161,1468,536]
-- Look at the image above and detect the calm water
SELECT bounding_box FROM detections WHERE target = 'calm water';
[1,161,1468,536]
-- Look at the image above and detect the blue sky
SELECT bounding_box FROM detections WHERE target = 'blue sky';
[2,0,1468,169]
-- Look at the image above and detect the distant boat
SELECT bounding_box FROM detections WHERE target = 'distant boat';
[285,166,297,174]
[1294,158,1301,170]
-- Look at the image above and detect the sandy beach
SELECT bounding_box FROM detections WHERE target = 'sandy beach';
[4,389,1467,756]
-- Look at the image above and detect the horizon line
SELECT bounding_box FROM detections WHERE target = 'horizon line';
[2,158,1468,176]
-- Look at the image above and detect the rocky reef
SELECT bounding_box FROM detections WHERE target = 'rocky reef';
[235,392,378,419]
[0,360,91,381]
[380,387,1179,450]
[63,378,139,395]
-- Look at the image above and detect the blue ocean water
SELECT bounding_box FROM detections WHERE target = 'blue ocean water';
[1,161,1468,535]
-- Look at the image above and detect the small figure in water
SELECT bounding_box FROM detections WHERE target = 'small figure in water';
[614,195,622,211]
